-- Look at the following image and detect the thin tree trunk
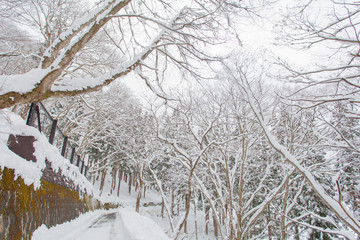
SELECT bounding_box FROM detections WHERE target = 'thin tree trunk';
[221,149,235,239]
[96,169,101,181]
[213,210,218,237]
[148,162,174,231]
[193,194,198,240]
[128,173,132,195]
[99,169,107,196]
[295,225,300,240]
[175,169,193,239]
[136,182,142,213]
[117,170,123,197]
[281,178,290,240]
[110,167,117,195]
[161,199,165,218]
[205,206,210,235]
[177,202,180,216]
[92,172,96,185]
[171,188,175,217]
[136,166,144,213]
[266,206,272,240]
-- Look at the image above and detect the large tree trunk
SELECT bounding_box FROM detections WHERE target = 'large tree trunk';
[0,0,134,109]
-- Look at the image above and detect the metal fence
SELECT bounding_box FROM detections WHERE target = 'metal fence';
[26,103,88,176]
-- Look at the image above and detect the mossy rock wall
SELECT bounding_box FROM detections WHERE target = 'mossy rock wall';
[0,167,98,240]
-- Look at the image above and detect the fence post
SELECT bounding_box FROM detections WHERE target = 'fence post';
[70,148,75,164]
[26,103,37,126]
[61,136,68,157]
[49,120,57,144]
[81,161,85,174]
[35,105,41,132]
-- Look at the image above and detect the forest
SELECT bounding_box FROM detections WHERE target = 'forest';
[1,0,360,239]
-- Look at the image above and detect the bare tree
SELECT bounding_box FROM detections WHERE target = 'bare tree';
[0,0,249,109]
[276,0,360,117]
[225,58,360,239]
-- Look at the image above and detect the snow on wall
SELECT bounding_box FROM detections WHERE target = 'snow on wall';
[0,109,92,193]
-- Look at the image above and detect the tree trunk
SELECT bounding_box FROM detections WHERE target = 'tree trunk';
[171,188,175,217]
[117,170,123,197]
[92,172,96,185]
[281,178,290,240]
[136,170,143,213]
[136,188,142,212]
[205,206,210,235]
[134,168,138,191]
[213,210,218,237]
[99,169,107,196]
[128,173,132,195]
[161,199,165,218]
[110,167,117,195]
[295,225,300,240]
[177,199,180,216]
[193,196,198,240]
[266,206,272,240]
[176,169,193,239]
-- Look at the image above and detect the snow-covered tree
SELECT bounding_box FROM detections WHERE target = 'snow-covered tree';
[0,0,254,109]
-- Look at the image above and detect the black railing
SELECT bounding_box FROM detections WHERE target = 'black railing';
[26,103,88,176]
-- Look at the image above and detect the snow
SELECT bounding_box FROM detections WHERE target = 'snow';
[244,87,359,239]
[120,208,170,240]
[32,208,170,240]
[32,162,219,240]
[0,109,92,192]
[51,30,164,93]
[0,69,48,95]
[32,209,116,240]
[52,72,116,92]
[42,0,124,58]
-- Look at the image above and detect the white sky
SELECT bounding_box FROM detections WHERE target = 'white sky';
[121,0,316,100]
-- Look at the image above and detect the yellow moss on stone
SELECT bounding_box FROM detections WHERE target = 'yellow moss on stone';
[0,167,96,240]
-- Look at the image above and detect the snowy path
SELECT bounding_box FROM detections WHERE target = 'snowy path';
[33,208,170,240]
[66,212,125,240]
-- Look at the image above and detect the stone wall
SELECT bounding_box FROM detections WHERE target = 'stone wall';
[0,167,99,240]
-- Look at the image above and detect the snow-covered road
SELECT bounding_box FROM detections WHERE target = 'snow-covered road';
[33,208,170,240]
[66,212,124,239]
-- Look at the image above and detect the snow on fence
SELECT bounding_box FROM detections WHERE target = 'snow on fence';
[26,102,88,176]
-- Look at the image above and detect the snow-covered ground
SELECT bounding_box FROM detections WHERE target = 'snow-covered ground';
[0,109,216,239]
[33,170,217,240]
[32,208,170,240]
[91,169,217,240]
